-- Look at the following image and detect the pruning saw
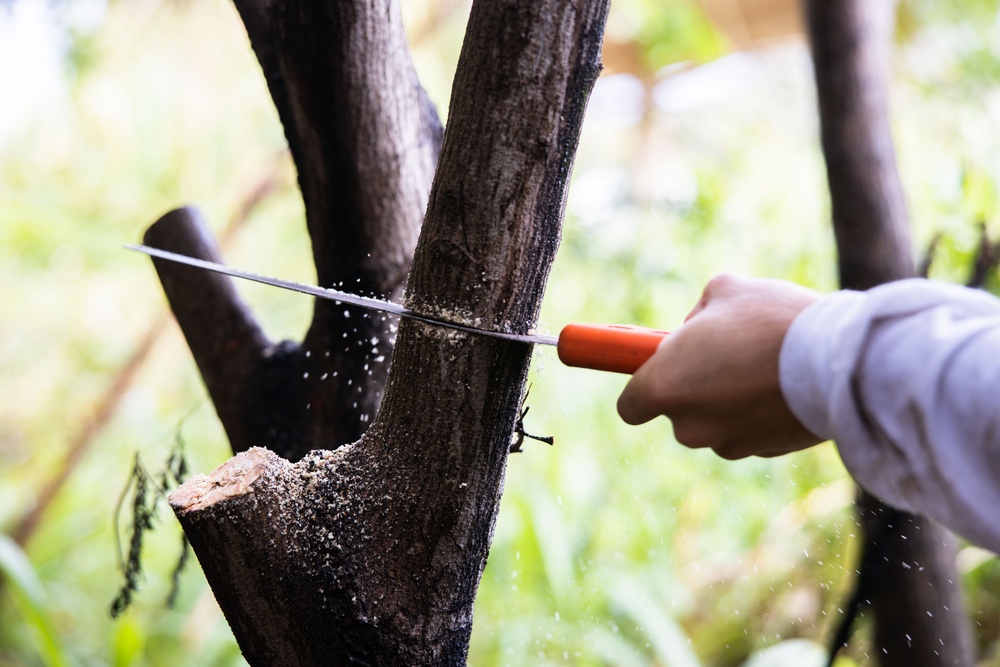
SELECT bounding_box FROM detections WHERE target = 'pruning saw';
[127,245,669,374]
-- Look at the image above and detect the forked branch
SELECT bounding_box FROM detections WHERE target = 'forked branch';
[169,0,610,663]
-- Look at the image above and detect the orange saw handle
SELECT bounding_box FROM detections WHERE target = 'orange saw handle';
[557,323,670,374]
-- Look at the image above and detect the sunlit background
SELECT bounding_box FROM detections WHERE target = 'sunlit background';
[2,0,1000,665]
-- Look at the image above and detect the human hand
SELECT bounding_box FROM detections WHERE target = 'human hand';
[617,274,824,459]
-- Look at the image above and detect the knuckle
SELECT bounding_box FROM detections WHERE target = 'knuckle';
[705,273,737,295]
[703,273,749,302]
[714,439,754,460]
[650,378,683,415]
[673,422,711,449]
[715,446,745,461]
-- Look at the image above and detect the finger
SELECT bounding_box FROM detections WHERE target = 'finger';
[616,341,672,425]
[616,370,661,425]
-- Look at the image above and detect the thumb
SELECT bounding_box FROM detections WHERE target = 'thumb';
[616,335,674,425]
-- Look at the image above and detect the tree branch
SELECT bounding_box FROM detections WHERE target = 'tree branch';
[231,0,442,296]
[144,208,270,453]
[145,0,444,459]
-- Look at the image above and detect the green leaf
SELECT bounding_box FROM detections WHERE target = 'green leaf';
[0,534,72,667]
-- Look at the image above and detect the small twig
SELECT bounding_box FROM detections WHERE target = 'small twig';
[510,386,554,453]
[967,221,1000,289]
[919,224,1000,289]
[916,231,942,279]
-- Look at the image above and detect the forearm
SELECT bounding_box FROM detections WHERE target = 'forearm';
[781,279,1000,553]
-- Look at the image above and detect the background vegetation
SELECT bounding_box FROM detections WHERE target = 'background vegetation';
[1,0,999,664]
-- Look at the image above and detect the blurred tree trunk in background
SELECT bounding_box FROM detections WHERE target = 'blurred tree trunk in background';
[805,0,975,664]
[143,0,609,663]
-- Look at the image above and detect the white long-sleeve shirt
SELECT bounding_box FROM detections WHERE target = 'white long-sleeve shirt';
[779,279,1000,554]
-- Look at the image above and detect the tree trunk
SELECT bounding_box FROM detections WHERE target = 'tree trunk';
[805,0,974,664]
[151,0,610,663]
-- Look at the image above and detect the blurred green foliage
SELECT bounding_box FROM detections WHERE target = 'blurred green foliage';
[1,0,999,665]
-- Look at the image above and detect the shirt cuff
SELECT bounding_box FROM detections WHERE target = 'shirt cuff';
[778,290,865,442]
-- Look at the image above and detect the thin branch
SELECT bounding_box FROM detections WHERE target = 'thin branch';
[916,231,942,278]
[144,207,270,454]
[968,221,1000,288]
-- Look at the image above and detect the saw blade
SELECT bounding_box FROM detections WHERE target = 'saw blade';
[127,244,559,347]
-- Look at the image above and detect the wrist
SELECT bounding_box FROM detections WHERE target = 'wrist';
[778,290,864,441]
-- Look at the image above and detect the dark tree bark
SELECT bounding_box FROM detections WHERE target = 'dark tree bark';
[145,0,442,461]
[805,0,975,664]
[152,0,610,663]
